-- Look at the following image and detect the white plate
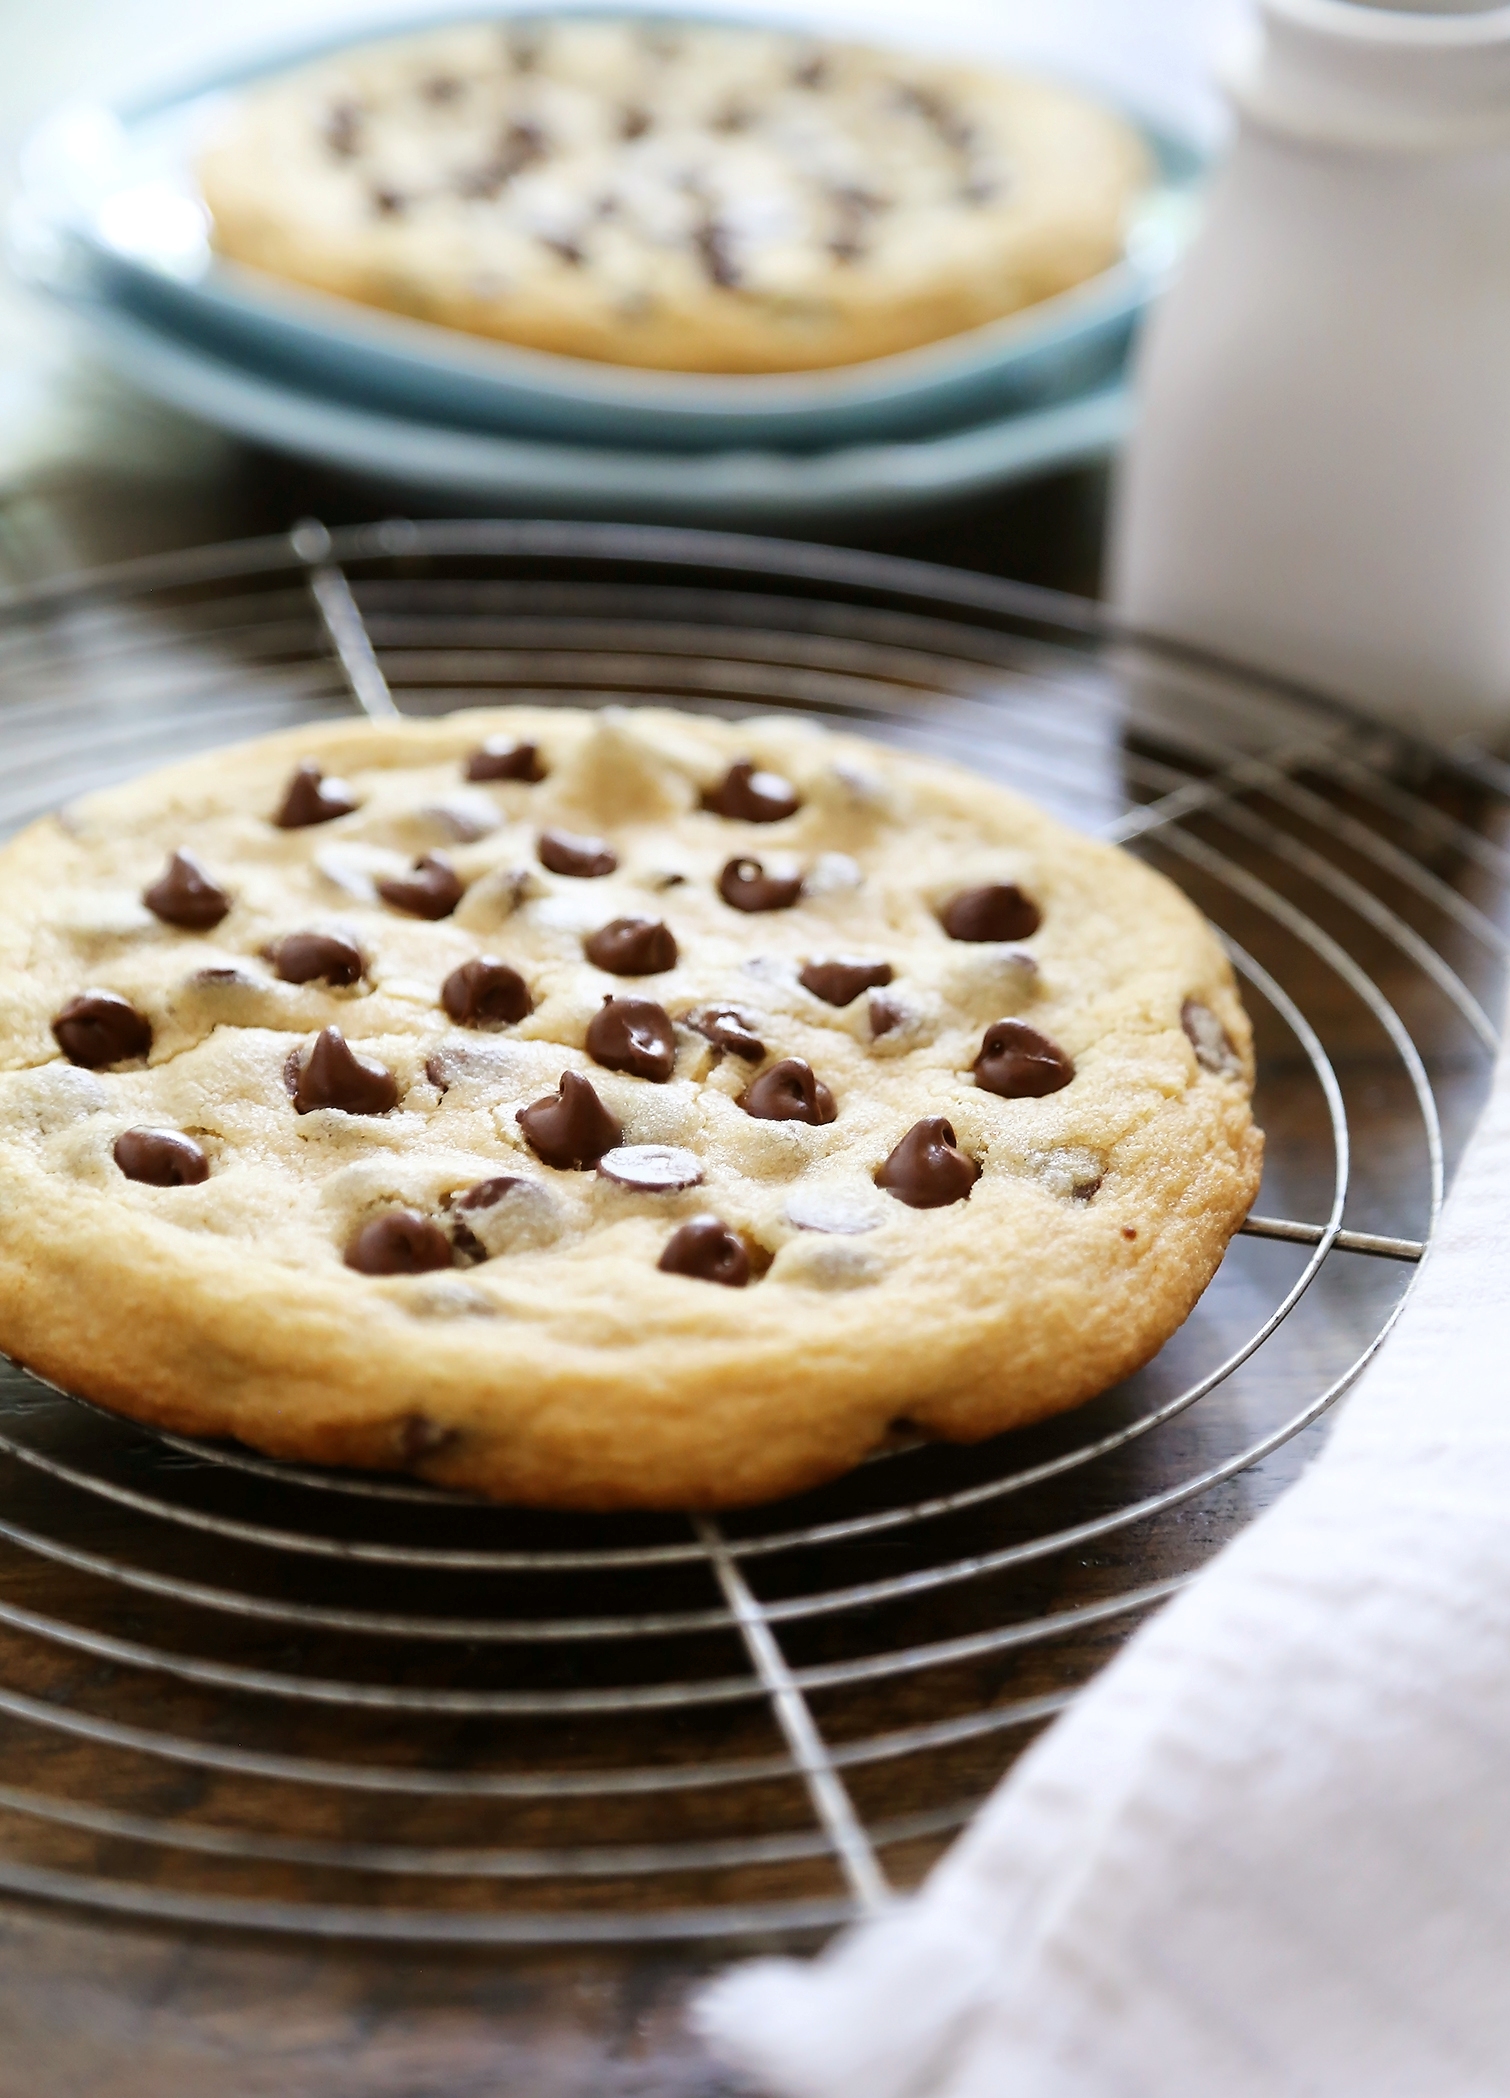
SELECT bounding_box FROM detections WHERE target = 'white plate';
[56,291,1134,522]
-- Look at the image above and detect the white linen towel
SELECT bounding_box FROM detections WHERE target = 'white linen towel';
[699,1024,1510,2097]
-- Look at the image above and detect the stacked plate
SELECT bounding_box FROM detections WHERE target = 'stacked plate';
[11,18,1204,522]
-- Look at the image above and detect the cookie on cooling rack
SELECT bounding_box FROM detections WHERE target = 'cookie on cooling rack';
[197,17,1149,372]
[0,706,1261,1509]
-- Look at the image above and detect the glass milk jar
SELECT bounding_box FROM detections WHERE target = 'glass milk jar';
[1110,0,1510,744]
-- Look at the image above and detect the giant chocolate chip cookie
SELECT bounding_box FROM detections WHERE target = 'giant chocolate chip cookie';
[198,17,1149,373]
[0,706,1261,1508]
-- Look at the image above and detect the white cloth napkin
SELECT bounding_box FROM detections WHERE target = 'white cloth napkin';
[699,1025,1510,2097]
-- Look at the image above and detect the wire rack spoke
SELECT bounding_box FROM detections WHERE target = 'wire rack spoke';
[0,521,1491,1945]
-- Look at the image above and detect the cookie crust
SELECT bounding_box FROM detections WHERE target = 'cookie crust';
[197,18,1150,373]
[0,707,1261,1508]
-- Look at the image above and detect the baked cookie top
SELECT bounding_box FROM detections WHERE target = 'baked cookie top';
[0,707,1260,1508]
[197,17,1150,371]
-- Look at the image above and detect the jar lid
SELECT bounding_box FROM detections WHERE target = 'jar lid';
[1228,0,1510,151]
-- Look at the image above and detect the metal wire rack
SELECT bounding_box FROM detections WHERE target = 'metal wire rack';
[0,518,1500,1949]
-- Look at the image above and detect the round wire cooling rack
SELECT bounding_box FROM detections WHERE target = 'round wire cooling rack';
[0,517,1501,1949]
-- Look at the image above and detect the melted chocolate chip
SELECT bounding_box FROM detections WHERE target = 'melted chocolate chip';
[973,1020,1075,1099]
[371,186,406,217]
[719,857,803,912]
[274,761,359,829]
[345,1210,454,1276]
[869,993,905,1038]
[143,850,231,932]
[539,828,617,878]
[898,81,973,151]
[739,1057,837,1125]
[272,931,364,987]
[1182,999,1243,1079]
[464,738,546,783]
[52,991,152,1069]
[621,104,652,140]
[324,99,361,156]
[377,854,464,920]
[441,958,532,1027]
[292,1027,398,1116]
[939,884,1041,942]
[397,1411,458,1459]
[693,216,740,288]
[451,1175,524,1215]
[585,918,678,975]
[876,1117,979,1208]
[516,1070,622,1168]
[113,1128,209,1187]
[598,1144,703,1192]
[658,1217,750,1287]
[586,996,676,1083]
[442,1174,524,1261]
[703,760,801,822]
[684,1005,764,1060]
[800,958,893,1007]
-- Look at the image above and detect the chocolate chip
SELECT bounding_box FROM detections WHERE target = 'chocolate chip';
[869,992,905,1038]
[52,991,152,1069]
[586,996,676,1083]
[1182,999,1243,1079]
[324,99,361,156]
[800,958,893,1007]
[598,1144,704,1192]
[621,104,652,140]
[345,1210,454,1276]
[292,1027,398,1115]
[371,186,406,217]
[703,760,801,822]
[693,217,740,287]
[274,761,359,829]
[585,918,678,975]
[973,1019,1074,1099]
[897,82,973,151]
[683,1005,764,1060]
[271,931,364,987]
[719,857,803,912]
[939,884,1041,942]
[793,52,829,88]
[421,73,463,103]
[539,828,617,878]
[143,850,231,932]
[457,120,550,199]
[739,1057,836,1125]
[657,1217,750,1287]
[441,957,532,1027]
[441,1174,521,1260]
[876,1117,979,1208]
[397,1412,457,1460]
[450,1175,524,1214]
[377,854,464,920]
[113,1128,208,1186]
[464,738,546,783]
[516,1069,621,1168]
